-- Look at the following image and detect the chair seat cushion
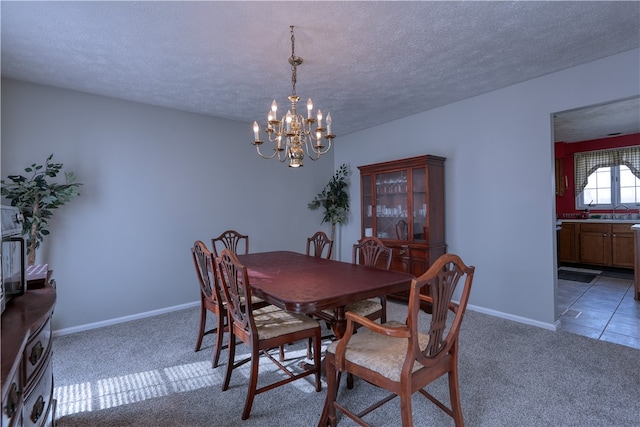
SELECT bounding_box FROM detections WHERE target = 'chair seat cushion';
[253,305,320,340]
[322,299,382,318]
[326,320,430,382]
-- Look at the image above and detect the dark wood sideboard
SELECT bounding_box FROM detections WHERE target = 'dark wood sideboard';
[1,271,56,427]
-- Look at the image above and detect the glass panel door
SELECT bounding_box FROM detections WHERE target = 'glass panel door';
[361,175,373,236]
[412,167,427,242]
[375,170,408,240]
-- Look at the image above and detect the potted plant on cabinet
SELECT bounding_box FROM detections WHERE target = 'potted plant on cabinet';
[1,154,82,265]
[308,163,350,249]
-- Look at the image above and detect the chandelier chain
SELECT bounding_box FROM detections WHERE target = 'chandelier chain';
[290,26,297,97]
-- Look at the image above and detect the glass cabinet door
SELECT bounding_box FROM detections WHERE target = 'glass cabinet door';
[374,170,408,240]
[412,167,427,242]
[362,175,373,236]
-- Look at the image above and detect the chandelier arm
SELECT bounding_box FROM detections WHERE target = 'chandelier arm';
[304,138,332,159]
[254,145,280,160]
[254,138,288,162]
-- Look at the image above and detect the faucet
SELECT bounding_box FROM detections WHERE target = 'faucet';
[612,203,630,219]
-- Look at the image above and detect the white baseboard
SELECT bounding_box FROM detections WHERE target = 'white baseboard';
[53,300,559,337]
[467,304,559,331]
[52,301,200,337]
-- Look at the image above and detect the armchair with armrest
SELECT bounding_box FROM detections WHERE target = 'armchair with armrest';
[318,253,475,427]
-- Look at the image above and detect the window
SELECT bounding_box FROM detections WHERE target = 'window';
[578,165,640,209]
[574,146,640,210]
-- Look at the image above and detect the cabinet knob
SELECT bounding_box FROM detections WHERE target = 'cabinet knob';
[29,340,43,365]
[30,395,45,423]
[399,250,406,255]
[4,382,20,418]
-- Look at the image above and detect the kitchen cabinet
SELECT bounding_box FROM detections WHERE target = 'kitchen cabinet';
[579,223,610,266]
[611,224,634,268]
[633,225,640,300]
[358,155,446,304]
[555,158,565,196]
[562,221,635,268]
[558,222,579,263]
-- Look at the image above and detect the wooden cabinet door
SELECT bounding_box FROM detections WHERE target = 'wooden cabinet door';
[555,158,565,196]
[611,224,634,268]
[580,224,610,266]
[558,222,579,263]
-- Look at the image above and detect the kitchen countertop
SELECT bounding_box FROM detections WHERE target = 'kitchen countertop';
[559,219,640,224]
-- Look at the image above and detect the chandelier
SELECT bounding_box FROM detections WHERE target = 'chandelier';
[252,26,335,168]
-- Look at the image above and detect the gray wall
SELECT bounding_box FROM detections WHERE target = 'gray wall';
[336,49,640,327]
[2,48,638,333]
[1,80,333,331]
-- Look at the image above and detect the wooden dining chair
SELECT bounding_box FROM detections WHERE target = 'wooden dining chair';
[306,231,334,259]
[335,237,392,323]
[318,253,475,427]
[396,219,408,240]
[211,229,249,258]
[191,240,228,368]
[216,248,322,420]
[313,237,393,378]
[314,236,392,336]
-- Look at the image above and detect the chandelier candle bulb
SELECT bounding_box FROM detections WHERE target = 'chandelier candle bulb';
[307,98,313,119]
[326,113,332,135]
[317,109,323,128]
[267,111,274,128]
[253,121,260,141]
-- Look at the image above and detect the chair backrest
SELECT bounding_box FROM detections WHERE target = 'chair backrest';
[212,230,249,258]
[352,237,392,270]
[191,240,223,304]
[395,219,408,240]
[215,248,254,335]
[306,231,334,259]
[407,253,474,366]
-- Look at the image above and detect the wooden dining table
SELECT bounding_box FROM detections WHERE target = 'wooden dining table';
[237,251,415,338]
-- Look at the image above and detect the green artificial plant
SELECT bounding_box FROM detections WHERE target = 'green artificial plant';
[308,163,350,245]
[1,154,82,265]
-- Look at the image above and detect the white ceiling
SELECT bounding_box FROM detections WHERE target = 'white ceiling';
[1,1,639,141]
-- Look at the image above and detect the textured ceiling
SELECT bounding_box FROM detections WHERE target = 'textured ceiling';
[1,1,639,140]
[554,96,640,143]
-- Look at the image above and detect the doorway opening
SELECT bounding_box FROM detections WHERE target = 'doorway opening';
[552,96,640,349]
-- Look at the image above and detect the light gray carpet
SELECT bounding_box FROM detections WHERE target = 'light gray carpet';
[52,302,640,426]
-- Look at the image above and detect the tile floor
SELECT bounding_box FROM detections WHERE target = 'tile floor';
[557,267,640,350]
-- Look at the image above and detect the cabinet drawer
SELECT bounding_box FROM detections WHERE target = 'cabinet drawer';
[23,318,52,391]
[612,223,633,234]
[580,223,610,233]
[23,358,53,427]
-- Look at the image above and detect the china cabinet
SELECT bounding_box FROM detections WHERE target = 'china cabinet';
[358,155,446,303]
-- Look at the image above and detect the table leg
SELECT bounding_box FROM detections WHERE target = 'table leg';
[330,306,347,339]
